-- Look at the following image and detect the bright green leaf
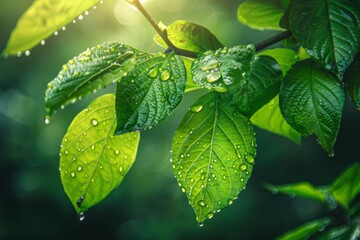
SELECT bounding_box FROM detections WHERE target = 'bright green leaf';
[2,0,99,56]
[237,0,290,30]
[258,48,299,75]
[251,95,301,144]
[154,20,224,54]
[345,59,360,109]
[172,92,256,224]
[288,0,360,75]
[60,94,140,216]
[298,47,310,60]
[276,218,331,240]
[232,55,283,117]
[182,57,201,93]
[279,59,345,154]
[265,182,327,202]
[191,45,255,93]
[330,163,360,209]
[115,52,186,134]
[45,42,138,118]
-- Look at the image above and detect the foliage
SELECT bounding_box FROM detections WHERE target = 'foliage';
[2,0,360,237]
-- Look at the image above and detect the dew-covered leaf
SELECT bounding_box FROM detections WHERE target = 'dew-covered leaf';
[45,42,138,117]
[279,59,344,154]
[154,20,224,54]
[237,0,290,31]
[276,218,331,240]
[329,163,360,209]
[60,94,140,215]
[172,92,256,224]
[2,0,99,56]
[258,48,299,75]
[231,55,282,117]
[288,0,360,75]
[265,182,327,202]
[345,59,360,109]
[115,52,186,134]
[251,95,301,143]
[191,45,255,94]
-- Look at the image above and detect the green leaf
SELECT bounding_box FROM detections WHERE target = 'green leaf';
[232,55,283,117]
[251,95,301,143]
[191,45,255,93]
[237,0,290,31]
[279,59,345,154]
[60,94,140,215]
[182,57,201,93]
[258,48,299,75]
[115,52,186,134]
[2,0,99,56]
[265,182,327,202]
[288,0,360,75]
[345,59,360,109]
[172,92,256,224]
[330,163,360,209]
[276,218,331,240]
[154,20,224,54]
[45,42,138,117]
[318,226,353,240]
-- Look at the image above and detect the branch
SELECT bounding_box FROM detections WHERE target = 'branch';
[255,31,292,52]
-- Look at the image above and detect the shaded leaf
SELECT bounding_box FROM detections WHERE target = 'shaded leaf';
[154,20,224,54]
[232,55,283,117]
[115,52,186,134]
[237,0,290,30]
[288,0,360,75]
[265,182,327,202]
[191,45,255,93]
[45,42,137,117]
[2,0,99,56]
[330,163,360,209]
[279,59,345,154]
[60,94,140,214]
[345,59,360,109]
[276,218,331,240]
[318,226,353,240]
[258,48,299,75]
[251,95,301,143]
[172,92,256,224]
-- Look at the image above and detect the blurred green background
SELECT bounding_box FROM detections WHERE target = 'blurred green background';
[0,0,358,239]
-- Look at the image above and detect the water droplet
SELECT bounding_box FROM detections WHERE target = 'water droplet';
[206,71,221,83]
[271,188,278,194]
[91,119,98,126]
[160,70,171,81]
[85,11,89,15]
[70,172,76,178]
[115,149,120,155]
[64,150,69,155]
[40,40,46,45]
[240,164,247,171]
[181,187,186,193]
[68,59,75,65]
[17,52,22,57]
[328,150,334,157]
[78,15,84,20]
[119,166,123,172]
[246,156,255,164]
[25,50,30,56]
[77,166,82,171]
[73,19,77,24]
[147,67,159,78]
[79,212,85,221]
[77,195,85,207]
[198,200,206,207]
[206,212,214,219]
[190,104,203,113]
[213,85,228,93]
[54,31,58,36]
[236,150,242,159]
[198,223,204,227]
[201,62,219,71]
[45,117,50,124]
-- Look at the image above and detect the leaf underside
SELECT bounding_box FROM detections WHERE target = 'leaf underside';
[60,94,140,214]
[172,92,256,224]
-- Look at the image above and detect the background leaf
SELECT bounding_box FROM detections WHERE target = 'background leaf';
[45,42,137,117]
[318,226,353,240]
[345,59,360,109]
[288,0,360,75]
[115,52,186,134]
[154,20,224,54]
[60,94,140,215]
[182,57,201,93]
[2,0,99,56]
[279,59,345,154]
[237,0,290,31]
[172,92,256,224]
[329,163,360,209]
[258,48,299,75]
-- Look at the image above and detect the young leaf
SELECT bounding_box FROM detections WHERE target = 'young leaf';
[329,163,360,209]
[288,0,360,75]
[172,92,256,224]
[60,94,140,215]
[279,59,345,154]
[115,52,186,134]
[153,20,224,54]
[182,57,201,93]
[345,59,360,109]
[2,0,99,56]
[45,42,138,117]
[276,218,331,240]
[265,182,327,202]
[251,95,301,143]
[231,55,283,117]
[191,45,255,93]
[237,0,290,31]
[258,48,299,75]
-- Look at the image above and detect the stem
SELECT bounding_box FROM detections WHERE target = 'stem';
[126,0,198,58]
[255,31,292,52]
